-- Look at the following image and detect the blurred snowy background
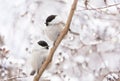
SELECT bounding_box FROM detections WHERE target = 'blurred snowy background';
[0,0,120,81]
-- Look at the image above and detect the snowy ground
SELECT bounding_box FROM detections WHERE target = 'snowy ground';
[0,0,120,81]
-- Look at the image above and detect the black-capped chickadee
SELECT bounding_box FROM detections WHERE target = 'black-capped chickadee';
[44,15,79,44]
[44,15,65,42]
[30,40,49,75]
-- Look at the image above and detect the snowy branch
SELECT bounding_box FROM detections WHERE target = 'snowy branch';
[4,76,28,81]
[78,2,120,11]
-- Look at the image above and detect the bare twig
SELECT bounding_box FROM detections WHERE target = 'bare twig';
[33,0,78,81]
[77,2,120,11]
[84,0,89,9]
[3,75,28,81]
[104,0,107,5]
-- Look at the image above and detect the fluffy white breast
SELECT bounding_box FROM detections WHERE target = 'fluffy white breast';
[31,44,48,71]
[45,23,64,41]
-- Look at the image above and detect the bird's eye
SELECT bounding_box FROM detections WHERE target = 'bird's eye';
[45,22,49,26]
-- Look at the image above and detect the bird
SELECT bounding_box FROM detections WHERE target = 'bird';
[44,15,79,45]
[44,15,65,43]
[30,40,49,75]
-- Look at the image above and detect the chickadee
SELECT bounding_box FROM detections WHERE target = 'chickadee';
[44,15,79,44]
[44,15,65,42]
[30,40,49,75]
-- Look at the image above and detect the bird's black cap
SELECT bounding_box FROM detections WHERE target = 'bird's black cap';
[45,15,57,26]
[37,40,49,49]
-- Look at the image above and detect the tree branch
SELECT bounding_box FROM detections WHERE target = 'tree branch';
[33,0,78,81]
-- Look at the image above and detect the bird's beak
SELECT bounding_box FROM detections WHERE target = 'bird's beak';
[45,22,48,26]
[45,46,49,49]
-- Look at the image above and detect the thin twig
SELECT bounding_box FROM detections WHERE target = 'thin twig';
[77,2,120,11]
[3,75,28,81]
[33,0,78,81]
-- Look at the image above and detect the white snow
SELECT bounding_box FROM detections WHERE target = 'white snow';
[0,0,120,81]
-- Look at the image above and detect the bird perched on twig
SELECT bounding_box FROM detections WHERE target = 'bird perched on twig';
[30,40,49,75]
[44,15,65,43]
[44,15,79,44]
